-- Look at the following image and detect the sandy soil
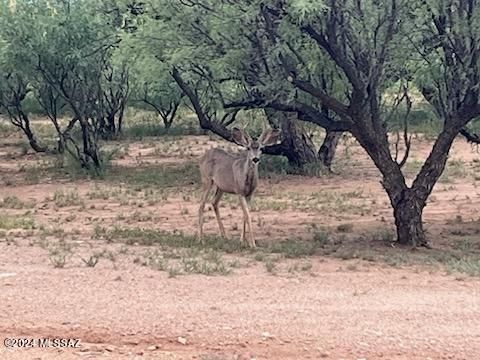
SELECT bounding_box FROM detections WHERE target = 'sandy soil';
[1,130,480,359]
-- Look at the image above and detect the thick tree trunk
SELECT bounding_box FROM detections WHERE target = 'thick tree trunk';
[388,188,427,246]
[352,122,462,247]
[264,109,317,168]
[351,125,430,246]
[318,130,342,171]
[380,167,429,246]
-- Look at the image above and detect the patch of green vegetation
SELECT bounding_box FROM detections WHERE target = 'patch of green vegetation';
[86,186,124,200]
[452,239,477,252]
[0,121,18,136]
[332,247,362,260]
[138,248,231,276]
[264,258,277,273]
[313,230,330,246]
[288,261,313,273]
[55,148,117,179]
[182,249,231,275]
[120,109,201,139]
[299,190,369,215]
[98,227,248,253]
[384,252,409,267]
[258,156,331,178]
[388,106,441,139]
[258,155,289,178]
[113,162,200,189]
[122,122,201,139]
[369,228,395,243]
[256,189,368,215]
[446,256,480,277]
[47,240,73,269]
[300,160,331,177]
[0,196,35,209]
[251,198,289,211]
[52,189,84,207]
[0,214,36,230]
[439,159,469,183]
[266,238,320,258]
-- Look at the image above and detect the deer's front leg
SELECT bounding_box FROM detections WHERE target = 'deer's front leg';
[240,218,246,244]
[239,196,255,248]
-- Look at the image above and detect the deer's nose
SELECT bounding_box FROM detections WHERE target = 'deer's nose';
[252,157,260,163]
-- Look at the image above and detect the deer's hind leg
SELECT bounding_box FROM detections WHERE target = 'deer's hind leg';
[212,187,226,238]
[198,181,213,243]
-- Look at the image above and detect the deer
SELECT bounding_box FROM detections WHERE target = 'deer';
[198,126,281,248]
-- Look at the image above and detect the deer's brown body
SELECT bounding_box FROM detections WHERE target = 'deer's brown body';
[198,127,280,247]
[200,148,258,197]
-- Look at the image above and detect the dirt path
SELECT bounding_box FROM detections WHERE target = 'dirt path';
[1,243,479,360]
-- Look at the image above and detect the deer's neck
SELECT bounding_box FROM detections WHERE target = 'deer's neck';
[239,156,258,198]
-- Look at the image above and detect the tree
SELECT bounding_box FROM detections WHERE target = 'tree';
[0,73,47,152]
[127,0,343,171]
[98,59,130,138]
[159,0,480,246]
[0,0,127,170]
[260,0,480,246]
[129,55,184,130]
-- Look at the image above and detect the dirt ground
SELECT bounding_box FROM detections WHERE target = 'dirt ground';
[1,128,480,359]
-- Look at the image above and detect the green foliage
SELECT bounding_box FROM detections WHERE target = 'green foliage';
[266,239,320,258]
[258,155,289,177]
[0,0,130,166]
[112,162,200,188]
[0,214,36,230]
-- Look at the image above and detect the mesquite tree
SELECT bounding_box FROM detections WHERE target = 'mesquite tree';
[259,0,480,246]
[166,0,480,246]
[125,0,342,171]
[128,54,184,130]
[0,0,127,170]
[0,74,47,152]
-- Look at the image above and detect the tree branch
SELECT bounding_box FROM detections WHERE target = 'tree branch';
[224,98,351,132]
[286,73,351,117]
[460,128,480,144]
[171,66,232,141]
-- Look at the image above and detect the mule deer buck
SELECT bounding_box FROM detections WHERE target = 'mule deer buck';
[198,127,281,248]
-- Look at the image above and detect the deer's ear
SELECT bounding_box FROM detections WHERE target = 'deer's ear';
[259,128,281,147]
[231,127,250,147]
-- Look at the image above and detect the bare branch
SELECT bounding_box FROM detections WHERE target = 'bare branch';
[460,128,480,144]
[171,66,232,141]
[286,73,351,118]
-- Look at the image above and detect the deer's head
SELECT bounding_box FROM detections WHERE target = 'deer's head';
[232,127,281,164]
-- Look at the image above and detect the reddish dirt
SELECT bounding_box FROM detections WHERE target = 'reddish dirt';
[1,245,480,359]
[1,248,480,359]
[1,129,480,359]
